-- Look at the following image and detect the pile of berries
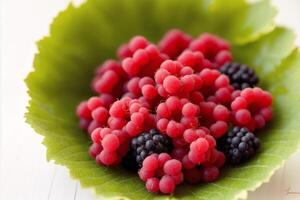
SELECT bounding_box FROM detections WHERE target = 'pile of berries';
[76,29,273,194]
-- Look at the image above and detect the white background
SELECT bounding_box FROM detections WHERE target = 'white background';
[0,0,300,200]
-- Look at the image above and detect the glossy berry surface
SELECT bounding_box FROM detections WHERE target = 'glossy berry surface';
[130,129,172,167]
[221,126,261,164]
[219,62,259,90]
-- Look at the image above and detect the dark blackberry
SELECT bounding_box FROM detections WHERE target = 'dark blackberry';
[221,126,260,164]
[219,62,259,90]
[130,128,172,167]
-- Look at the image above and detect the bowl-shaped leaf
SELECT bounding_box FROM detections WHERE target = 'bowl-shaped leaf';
[25,0,300,199]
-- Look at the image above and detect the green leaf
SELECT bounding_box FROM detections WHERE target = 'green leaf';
[25,0,300,200]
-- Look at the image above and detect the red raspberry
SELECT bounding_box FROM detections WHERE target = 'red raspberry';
[177,50,205,72]
[91,128,102,144]
[155,69,170,84]
[182,103,200,117]
[166,120,184,138]
[163,159,182,176]
[182,155,196,169]
[159,29,192,59]
[210,121,228,138]
[163,75,181,94]
[159,175,176,194]
[98,150,118,166]
[76,101,92,120]
[117,44,132,59]
[127,77,141,95]
[183,129,198,143]
[139,168,155,182]
[89,143,103,158]
[102,134,120,152]
[146,178,160,193]
[158,153,172,167]
[142,84,158,99]
[165,96,182,111]
[214,50,232,67]
[143,155,159,171]
[156,103,171,118]
[87,97,103,110]
[92,107,109,124]
[172,172,184,185]
[213,105,230,121]
[157,118,169,132]
[190,138,209,154]
[129,36,149,52]
[202,167,219,182]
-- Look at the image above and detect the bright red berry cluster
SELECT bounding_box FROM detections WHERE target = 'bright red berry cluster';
[76,29,273,194]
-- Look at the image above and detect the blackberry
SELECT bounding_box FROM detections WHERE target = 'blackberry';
[222,126,260,164]
[219,62,259,90]
[130,129,172,167]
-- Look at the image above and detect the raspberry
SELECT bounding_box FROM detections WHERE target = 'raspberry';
[163,159,182,176]
[165,96,182,111]
[163,75,181,94]
[219,62,259,90]
[127,77,141,95]
[100,94,115,108]
[177,50,204,72]
[91,128,102,144]
[109,101,127,118]
[143,154,159,171]
[183,129,199,143]
[94,70,119,93]
[189,33,230,62]
[142,84,158,99]
[125,121,141,137]
[138,168,155,182]
[235,109,251,125]
[214,50,232,67]
[182,103,200,117]
[98,150,119,166]
[172,172,184,185]
[202,167,219,182]
[157,118,169,132]
[159,175,176,194]
[213,105,230,121]
[108,117,127,130]
[92,107,109,124]
[87,97,103,110]
[129,36,149,52]
[158,153,172,167]
[76,101,92,120]
[190,138,209,154]
[102,134,120,152]
[159,29,192,59]
[221,126,260,164]
[146,178,160,193]
[156,103,171,118]
[155,69,170,84]
[166,120,184,138]
[89,143,103,158]
[182,155,196,170]
[130,129,172,166]
[210,121,228,138]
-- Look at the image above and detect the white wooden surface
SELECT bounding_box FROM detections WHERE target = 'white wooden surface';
[0,0,300,199]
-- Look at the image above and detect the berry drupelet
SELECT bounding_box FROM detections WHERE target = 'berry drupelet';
[219,62,259,90]
[130,129,173,167]
[222,126,260,164]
